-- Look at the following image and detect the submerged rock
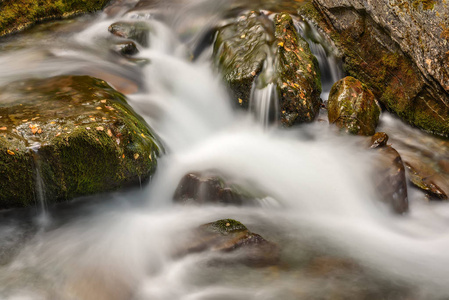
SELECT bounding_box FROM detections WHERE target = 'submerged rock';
[112,41,139,56]
[298,1,449,137]
[328,77,380,136]
[213,11,321,126]
[182,219,279,267]
[173,172,255,206]
[370,138,408,214]
[108,21,151,47]
[0,75,160,209]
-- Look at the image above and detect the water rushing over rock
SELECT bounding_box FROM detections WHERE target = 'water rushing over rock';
[1,0,449,299]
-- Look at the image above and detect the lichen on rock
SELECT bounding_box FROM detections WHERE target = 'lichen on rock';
[328,76,380,136]
[0,75,161,208]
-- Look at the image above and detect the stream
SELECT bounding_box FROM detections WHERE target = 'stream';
[1,0,449,299]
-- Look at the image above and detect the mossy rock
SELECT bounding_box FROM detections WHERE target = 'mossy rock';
[213,11,271,109]
[112,40,139,56]
[298,2,449,137]
[0,75,161,209]
[213,11,321,126]
[328,76,380,136]
[108,21,151,47]
[274,13,321,126]
[0,0,109,37]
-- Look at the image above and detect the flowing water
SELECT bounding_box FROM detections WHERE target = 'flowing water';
[1,0,449,299]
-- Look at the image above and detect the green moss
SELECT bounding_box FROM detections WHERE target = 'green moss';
[206,219,248,235]
[0,75,160,208]
[0,0,109,37]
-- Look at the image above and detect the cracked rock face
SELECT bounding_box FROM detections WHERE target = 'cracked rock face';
[300,0,449,137]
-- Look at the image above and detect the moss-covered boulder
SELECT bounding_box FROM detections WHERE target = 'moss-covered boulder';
[0,75,160,209]
[108,21,151,47]
[182,219,279,267]
[298,1,449,137]
[0,0,110,37]
[274,13,321,126]
[328,76,380,136]
[213,11,321,126]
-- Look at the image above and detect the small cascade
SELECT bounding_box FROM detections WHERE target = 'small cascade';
[295,19,344,100]
[249,82,279,127]
[29,143,50,226]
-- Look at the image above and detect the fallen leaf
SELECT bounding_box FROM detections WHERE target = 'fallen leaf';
[100,100,107,103]
[134,153,139,160]
[240,34,246,39]
[86,127,91,130]
[0,127,6,130]
[31,117,39,121]
[95,107,102,110]
[7,150,15,155]
[107,129,113,137]
[37,129,42,134]
[96,126,104,131]
[251,71,256,76]
[50,121,56,124]
[149,154,152,161]
[238,98,243,105]
[22,119,28,122]
[277,42,284,47]
[90,118,96,121]
[122,154,125,159]
[55,133,61,137]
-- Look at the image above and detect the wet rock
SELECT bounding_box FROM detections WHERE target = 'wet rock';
[173,172,258,206]
[0,0,109,37]
[213,11,321,126]
[274,13,321,126]
[108,21,151,47]
[372,145,409,214]
[328,76,381,136]
[405,162,448,200]
[0,75,161,209]
[183,219,279,267]
[298,1,449,137]
[369,132,389,149]
[112,41,139,56]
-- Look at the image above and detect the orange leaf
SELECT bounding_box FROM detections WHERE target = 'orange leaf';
[7,150,15,155]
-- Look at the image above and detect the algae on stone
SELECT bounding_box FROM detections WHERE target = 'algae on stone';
[0,0,109,37]
[0,75,160,208]
[328,76,380,136]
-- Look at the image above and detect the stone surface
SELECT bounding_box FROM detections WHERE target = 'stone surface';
[182,219,279,267]
[0,75,160,208]
[112,41,139,56]
[370,132,389,149]
[213,11,321,126]
[405,161,448,200]
[328,76,380,135]
[299,1,449,137]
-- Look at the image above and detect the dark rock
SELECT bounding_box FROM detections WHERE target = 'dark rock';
[298,1,449,137]
[405,162,448,200]
[213,11,321,126]
[108,21,151,47]
[112,41,139,56]
[372,145,409,214]
[0,75,161,208]
[328,76,380,136]
[173,172,253,206]
[370,132,389,149]
[183,219,279,267]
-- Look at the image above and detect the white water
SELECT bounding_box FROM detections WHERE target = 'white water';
[1,1,449,299]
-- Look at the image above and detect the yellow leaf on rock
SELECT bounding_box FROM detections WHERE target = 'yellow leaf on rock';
[277,42,284,47]
[96,107,102,110]
[238,98,243,105]
[134,153,139,160]
[7,150,14,155]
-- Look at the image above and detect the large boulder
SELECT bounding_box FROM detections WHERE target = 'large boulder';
[328,76,380,136]
[0,0,110,37]
[214,11,321,126]
[298,1,449,137]
[0,75,160,208]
